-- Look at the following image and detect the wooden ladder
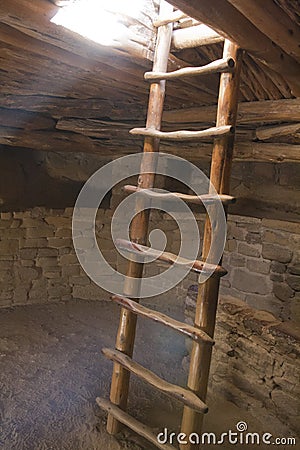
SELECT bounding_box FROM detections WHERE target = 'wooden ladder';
[97,2,243,449]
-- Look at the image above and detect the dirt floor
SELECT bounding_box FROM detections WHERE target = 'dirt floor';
[0,298,278,450]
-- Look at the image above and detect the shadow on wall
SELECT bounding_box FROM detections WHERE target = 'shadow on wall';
[0,148,111,211]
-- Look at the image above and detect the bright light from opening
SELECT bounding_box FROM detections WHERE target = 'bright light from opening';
[51,0,145,46]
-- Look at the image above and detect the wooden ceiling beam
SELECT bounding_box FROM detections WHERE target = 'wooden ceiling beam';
[163,98,300,125]
[1,125,299,163]
[227,0,300,61]
[169,0,300,96]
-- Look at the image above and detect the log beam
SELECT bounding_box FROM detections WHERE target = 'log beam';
[169,0,300,95]
[227,0,300,61]
[256,123,300,141]
[172,24,224,50]
[163,98,300,126]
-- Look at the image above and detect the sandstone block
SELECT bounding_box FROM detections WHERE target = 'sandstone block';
[246,258,270,275]
[230,254,246,267]
[232,268,271,295]
[246,232,261,244]
[10,219,21,229]
[17,267,39,282]
[69,275,90,286]
[38,248,58,257]
[1,212,12,220]
[225,239,237,252]
[47,238,72,248]
[21,260,34,267]
[227,224,246,240]
[20,248,37,259]
[55,228,72,238]
[26,226,54,238]
[45,216,71,227]
[36,257,58,268]
[262,243,292,263]
[270,261,286,273]
[238,242,261,257]
[286,274,300,291]
[62,265,80,276]
[288,264,300,276]
[0,220,13,228]
[48,285,71,298]
[262,229,288,246]
[270,273,284,282]
[59,254,78,265]
[21,218,45,228]
[21,238,48,248]
[1,228,25,238]
[273,283,294,301]
[0,240,19,254]
[271,390,299,416]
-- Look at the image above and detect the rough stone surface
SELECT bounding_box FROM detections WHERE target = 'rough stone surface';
[262,243,293,264]
[0,200,299,322]
[184,291,300,437]
[232,269,270,295]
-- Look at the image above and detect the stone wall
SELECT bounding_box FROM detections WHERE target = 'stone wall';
[0,207,112,308]
[0,206,299,324]
[184,291,300,436]
[221,215,300,322]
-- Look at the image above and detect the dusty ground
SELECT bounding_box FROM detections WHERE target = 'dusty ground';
[0,298,276,450]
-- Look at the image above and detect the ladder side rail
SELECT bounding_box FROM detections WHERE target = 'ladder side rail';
[106,0,174,435]
[180,40,243,450]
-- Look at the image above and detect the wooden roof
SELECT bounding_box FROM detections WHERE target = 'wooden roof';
[0,0,299,162]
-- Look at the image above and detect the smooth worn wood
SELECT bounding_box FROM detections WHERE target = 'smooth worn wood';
[124,185,236,206]
[163,98,300,126]
[172,24,224,49]
[130,125,232,141]
[256,123,300,141]
[180,41,243,450]
[107,1,174,436]
[97,398,177,450]
[169,0,300,95]
[153,9,187,27]
[111,295,214,345]
[103,348,208,413]
[115,239,227,277]
[145,58,234,81]
[227,0,300,61]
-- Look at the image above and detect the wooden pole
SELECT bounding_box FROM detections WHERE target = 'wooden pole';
[172,24,223,50]
[103,348,208,413]
[180,41,243,450]
[106,0,173,435]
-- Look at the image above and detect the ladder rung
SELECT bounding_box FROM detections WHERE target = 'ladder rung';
[130,125,233,141]
[145,58,234,81]
[115,239,227,277]
[102,348,208,413]
[97,397,177,450]
[124,185,236,206]
[153,9,188,27]
[111,295,214,345]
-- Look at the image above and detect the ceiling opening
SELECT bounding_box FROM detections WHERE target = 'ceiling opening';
[51,0,147,46]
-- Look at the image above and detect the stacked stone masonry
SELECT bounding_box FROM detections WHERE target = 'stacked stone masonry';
[0,205,299,324]
[185,291,300,436]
